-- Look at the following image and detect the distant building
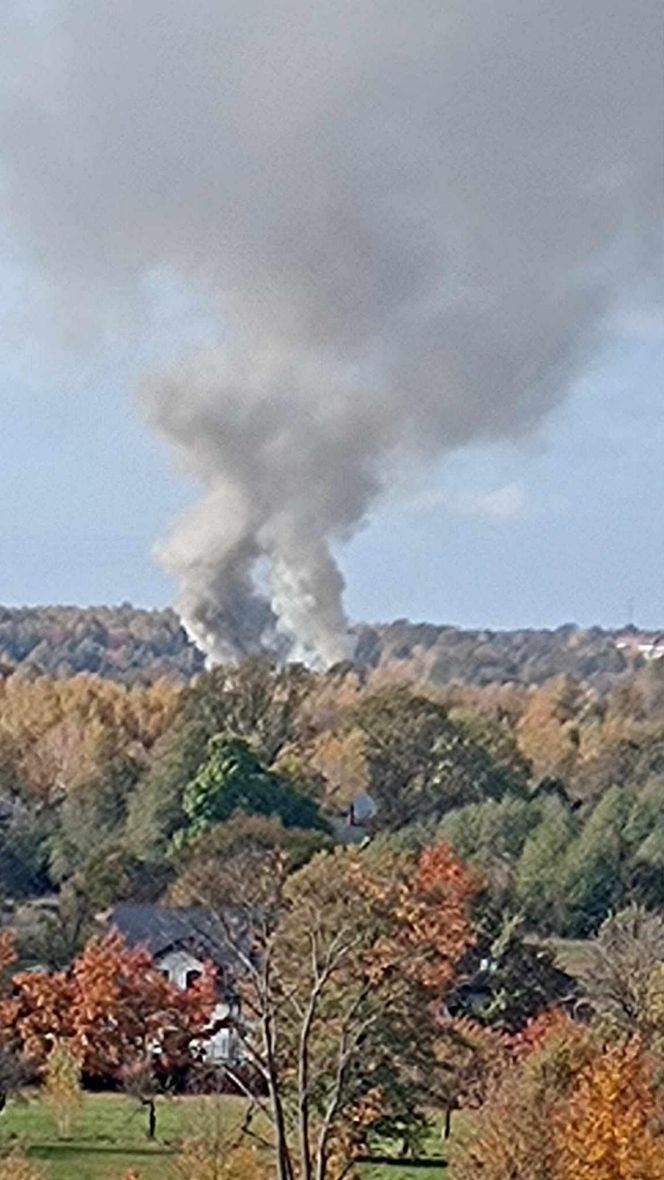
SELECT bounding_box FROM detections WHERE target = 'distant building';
[616,632,664,661]
[329,792,378,844]
[109,904,242,1062]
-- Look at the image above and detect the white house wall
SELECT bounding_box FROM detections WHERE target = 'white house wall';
[156,948,236,1062]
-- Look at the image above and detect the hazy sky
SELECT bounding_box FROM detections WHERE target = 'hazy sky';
[1,312,663,632]
[0,1,662,639]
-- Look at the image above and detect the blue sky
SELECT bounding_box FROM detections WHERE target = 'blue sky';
[1,311,662,632]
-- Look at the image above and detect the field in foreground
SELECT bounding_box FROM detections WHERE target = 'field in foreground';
[0,1092,453,1179]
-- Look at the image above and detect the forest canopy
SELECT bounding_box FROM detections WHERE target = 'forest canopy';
[0,604,650,687]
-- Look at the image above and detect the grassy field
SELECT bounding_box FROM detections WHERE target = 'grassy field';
[0,1093,456,1179]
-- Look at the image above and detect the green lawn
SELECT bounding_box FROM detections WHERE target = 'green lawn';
[0,1092,458,1179]
[1,1091,229,1180]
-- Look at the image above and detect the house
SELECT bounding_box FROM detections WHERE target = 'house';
[616,631,664,661]
[330,792,378,845]
[109,903,243,1063]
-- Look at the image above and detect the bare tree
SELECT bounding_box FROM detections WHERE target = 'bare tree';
[580,904,664,1030]
[180,839,473,1180]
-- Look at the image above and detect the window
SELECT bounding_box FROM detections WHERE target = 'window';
[185,969,202,990]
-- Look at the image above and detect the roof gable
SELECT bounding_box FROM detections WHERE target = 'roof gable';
[109,903,244,965]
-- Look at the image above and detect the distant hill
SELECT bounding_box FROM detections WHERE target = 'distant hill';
[354,620,635,690]
[0,604,205,684]
[0,605,653,689]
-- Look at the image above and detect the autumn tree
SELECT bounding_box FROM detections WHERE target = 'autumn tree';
[182,840,475,1180]
[0,932,29,1113]
[515,677,587,786]
[0,674,178,803]
[452,1015,591,1180]
[0,932,217,1083]
[555,1038,664,1180]
[172,1096,273,1180]
[306,729,368,811]
[580,904,664,1038]
[173,1138,272,1180]
[69,933,216,1081]
[0,1153,46,1180]
[452,1059,557,1180]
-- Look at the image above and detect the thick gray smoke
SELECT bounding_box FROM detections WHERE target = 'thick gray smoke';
[1,1,662,663]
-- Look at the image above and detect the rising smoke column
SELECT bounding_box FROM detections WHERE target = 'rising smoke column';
[1,0,662,663]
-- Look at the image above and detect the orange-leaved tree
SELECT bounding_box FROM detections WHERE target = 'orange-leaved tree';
[0,930,15,977]
[452,1012,591,1180]
[0,932,216,1082]
[0,931,32,1111]
[69,931,216,1078]
[555,1037,664,1180]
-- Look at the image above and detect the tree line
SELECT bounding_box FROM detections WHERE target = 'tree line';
[0,604,652,688]
[4,657,664,944]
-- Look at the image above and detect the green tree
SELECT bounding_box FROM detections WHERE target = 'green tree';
[176,735,325,846]
[171,813,331,905]
[561,787,632,936]
[125,659,312,861]
[125,716,212,859]
[515,796,577,933]
[450,709,532,792]
[439,795,541,905]
[0,1046,29,1114]
[0,801,51,898]
[355,688,518,831]
[49,754,140,883]
[20,881,94,970]
[184,658,312,763]
[623,779,664,907]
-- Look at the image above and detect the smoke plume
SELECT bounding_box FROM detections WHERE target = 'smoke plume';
[1,1,661,663]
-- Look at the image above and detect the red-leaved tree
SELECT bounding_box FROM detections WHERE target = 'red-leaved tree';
[0,932,216,1082]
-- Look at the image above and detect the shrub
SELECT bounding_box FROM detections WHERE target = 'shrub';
[42,1040,82,1138]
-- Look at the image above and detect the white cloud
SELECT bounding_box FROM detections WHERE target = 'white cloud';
[457,481,528,522]
[407,480,528,523]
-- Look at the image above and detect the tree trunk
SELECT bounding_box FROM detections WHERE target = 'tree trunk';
[144,1098,156,1140]
[269,1084,294,1180]
[444,1104,453,1140]
[262,1010,294,1180]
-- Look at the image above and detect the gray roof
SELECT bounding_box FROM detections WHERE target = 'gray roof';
[109,903,246,966]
